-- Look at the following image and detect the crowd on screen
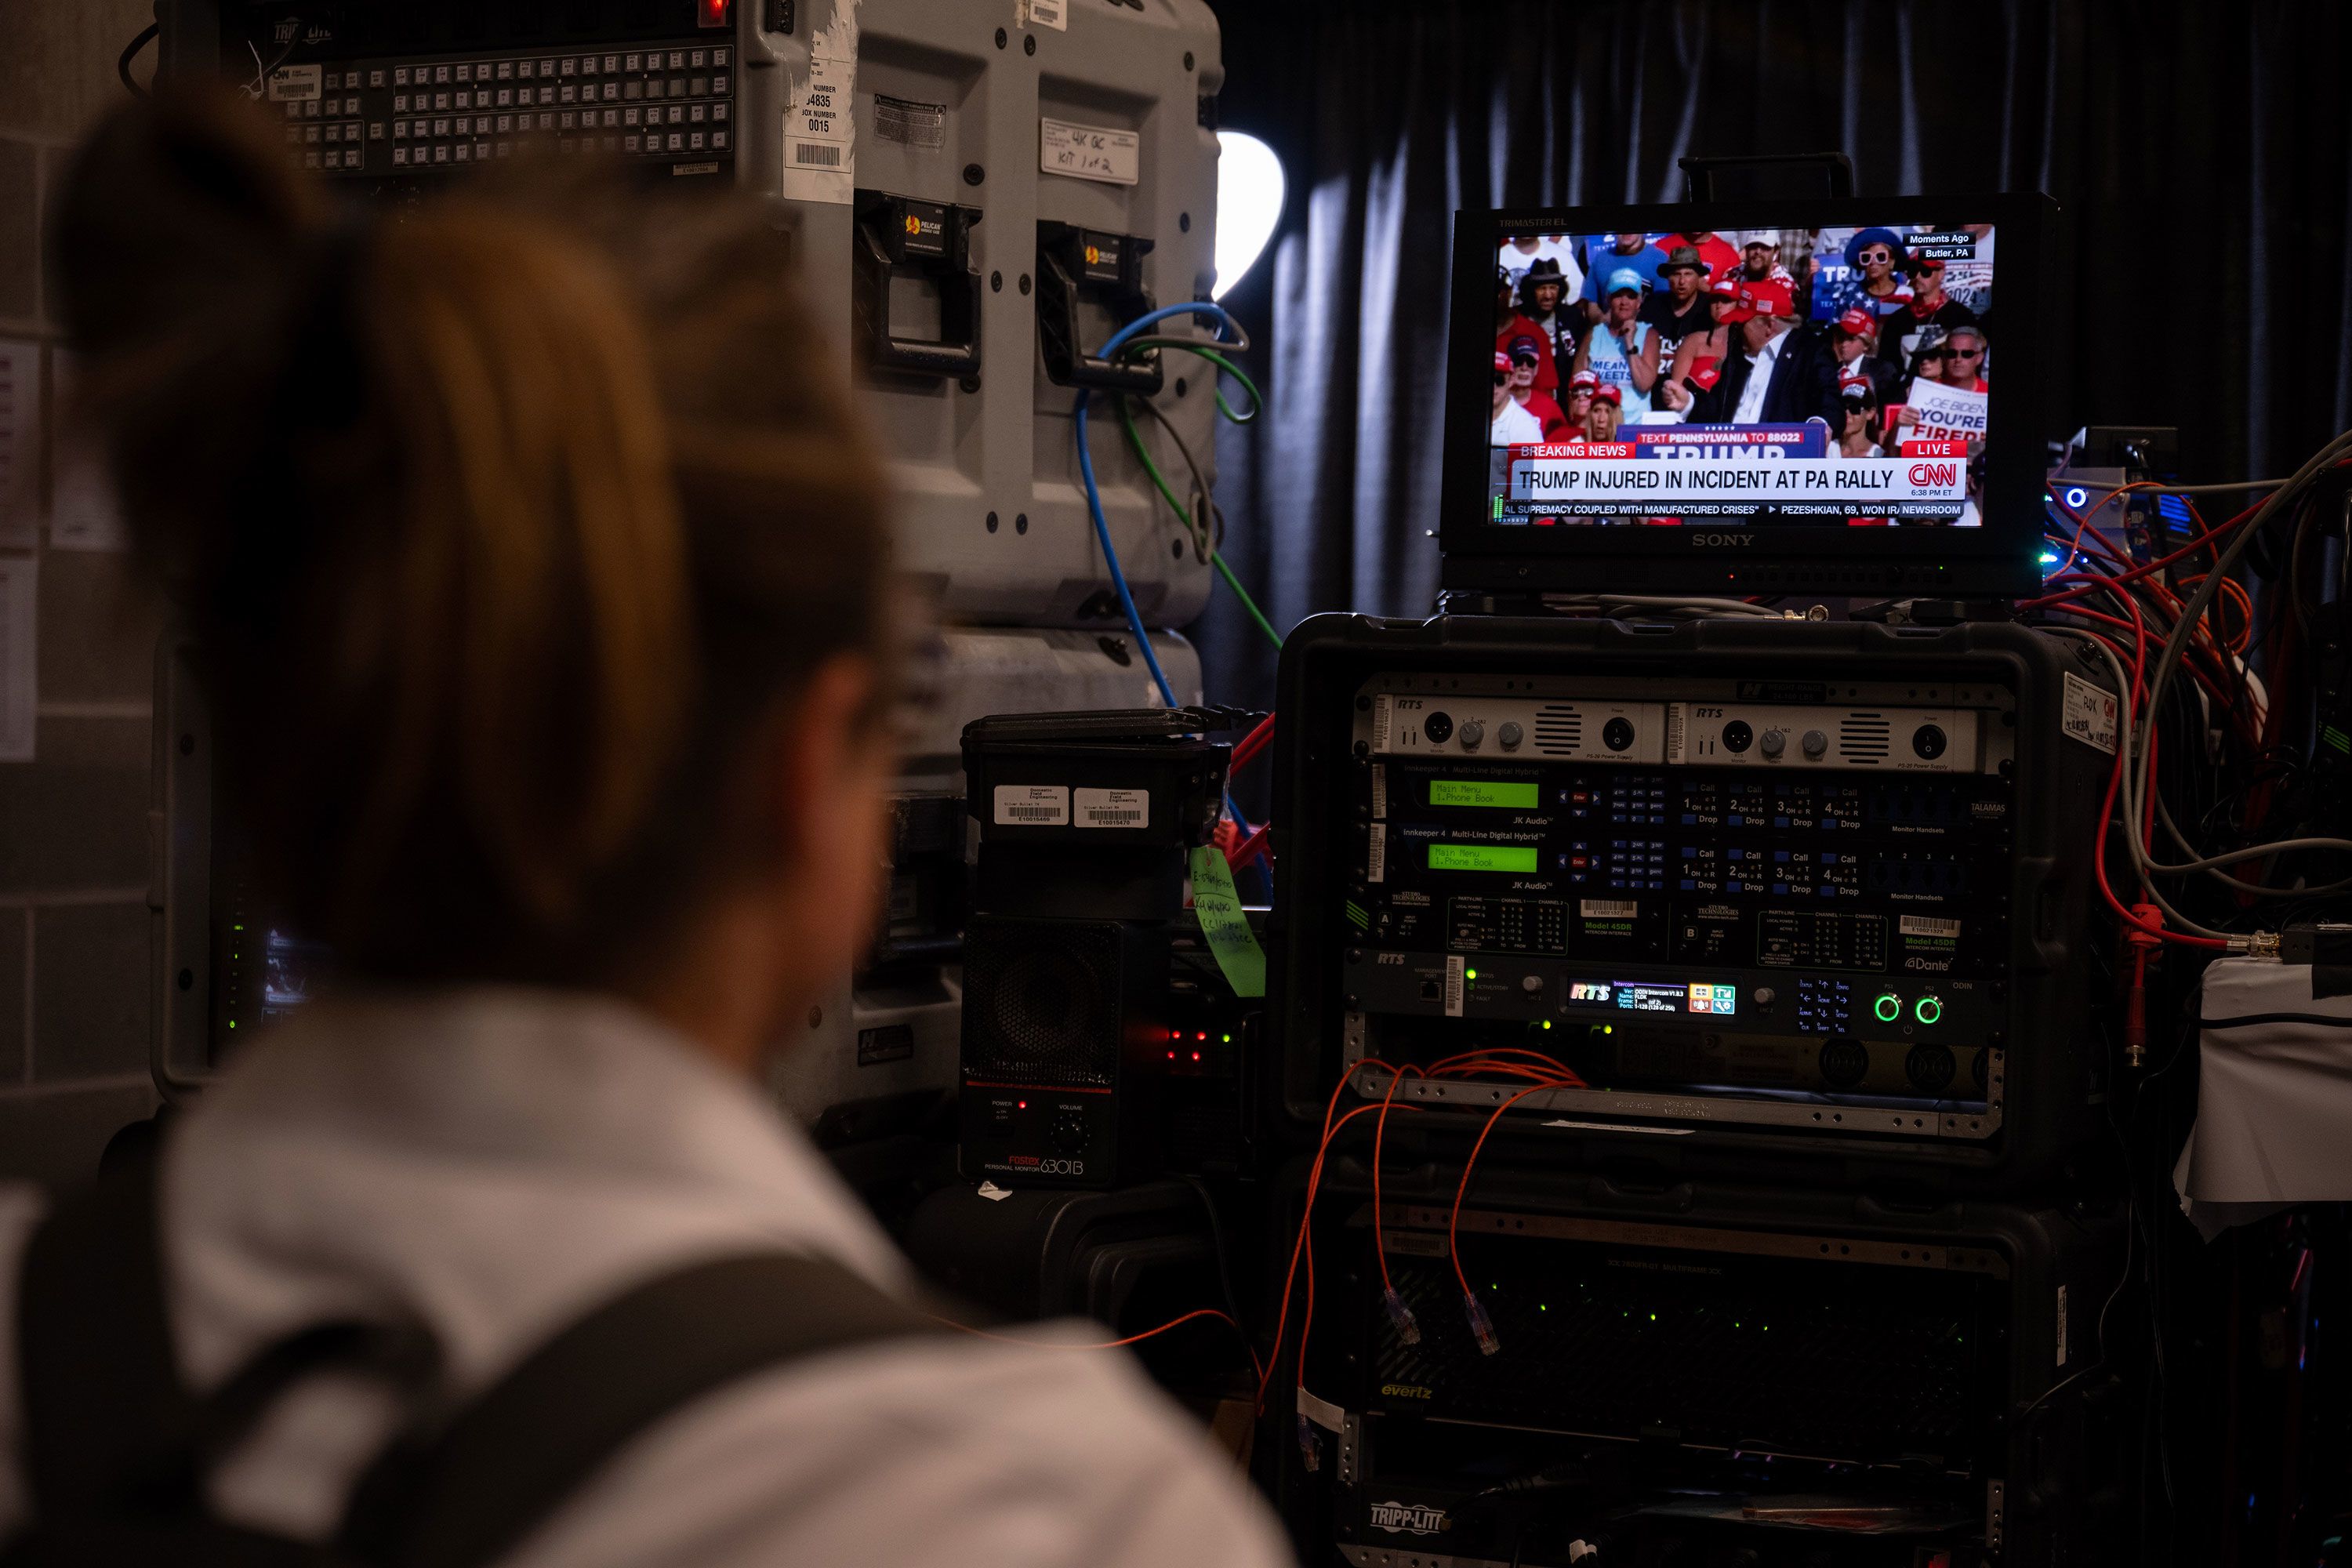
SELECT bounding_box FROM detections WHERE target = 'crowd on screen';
[1491,226,1994,450]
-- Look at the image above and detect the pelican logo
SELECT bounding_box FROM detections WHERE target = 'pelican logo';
[1083,241,1102,266]
[904,212,923,235]
[1367,1501,1450,1537]
[1690,532,1756,548]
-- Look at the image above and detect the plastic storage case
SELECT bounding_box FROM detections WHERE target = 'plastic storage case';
[1268,1161,2132,1568]
[751,0,1225,628]
[1268,614,2121,1195]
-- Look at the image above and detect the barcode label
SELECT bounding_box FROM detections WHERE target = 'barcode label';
[1580,900,1638,919]
[1075,788,1149,829]
[1370,694,1392,753]
[792,141,844,166]
[1367,822,1387,883]
[1665,703,1686,761]
[1370,764,1388,820]
[1444,955,1465,1018]
[1900,915,1963,938]
[992,785,1069,826]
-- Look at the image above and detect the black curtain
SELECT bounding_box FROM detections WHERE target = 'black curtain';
[1191,0,2352,715]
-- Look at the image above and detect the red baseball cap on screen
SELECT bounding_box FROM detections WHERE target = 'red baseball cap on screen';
[1494,350,1513,372]
[1590,383,1622,406]
[1709,275,1740,299]
[1839,368,1875,396]
[1567,368,1601,391]
[1720,280,1794,324]
[1835,307,1877,337]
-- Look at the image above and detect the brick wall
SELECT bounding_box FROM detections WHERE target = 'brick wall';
[0,1,172,1185]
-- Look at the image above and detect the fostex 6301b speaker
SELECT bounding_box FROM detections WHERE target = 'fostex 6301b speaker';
[958,914,1171,1187]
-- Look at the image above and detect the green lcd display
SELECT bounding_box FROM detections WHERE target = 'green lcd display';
[1428,843,1540,873]
[1428,779,1539,810]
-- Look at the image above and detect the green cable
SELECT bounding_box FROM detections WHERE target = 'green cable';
[1212,551,1286,650]
[1142,343,1262,423]
[1115,396,1284,652]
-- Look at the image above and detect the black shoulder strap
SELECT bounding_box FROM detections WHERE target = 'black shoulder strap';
[14,1162,202,1523]
[341,1252,949,1568]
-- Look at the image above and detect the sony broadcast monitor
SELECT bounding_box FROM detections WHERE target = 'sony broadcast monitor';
[1440,194,2056,600]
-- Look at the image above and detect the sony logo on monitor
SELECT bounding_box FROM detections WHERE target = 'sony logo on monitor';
[1687,532,1756,548]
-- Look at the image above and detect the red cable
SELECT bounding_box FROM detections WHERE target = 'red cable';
[1229,713,1276,774]
[925,1306,1264,1382]
[1370,1065,1418,1298]
[1448,1083,1555,1299]
[1225,821,1271,870]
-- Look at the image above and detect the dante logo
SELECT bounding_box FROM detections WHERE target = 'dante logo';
[1368,1501,1450,1537]
[1690,532,1755,548]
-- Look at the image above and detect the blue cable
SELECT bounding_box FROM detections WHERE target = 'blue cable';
[1073,300,1243,711]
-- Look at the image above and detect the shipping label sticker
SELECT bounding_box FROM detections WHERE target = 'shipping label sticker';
[1074,787,1149,829]
[782,0,859,203]
[992,784,1069,826]
[2060,670,2118,756]
[1040,116,1138,186]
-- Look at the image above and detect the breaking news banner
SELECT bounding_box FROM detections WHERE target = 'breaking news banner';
[1903,379,1989,445]
[1497,423,1969,521]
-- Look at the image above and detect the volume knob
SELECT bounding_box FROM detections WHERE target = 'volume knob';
[1802,728,1829,759]
[1759,728,1787,758]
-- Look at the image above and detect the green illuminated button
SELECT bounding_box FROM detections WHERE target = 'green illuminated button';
[1873,993,1904,1023]
[1914,996,1943,1025]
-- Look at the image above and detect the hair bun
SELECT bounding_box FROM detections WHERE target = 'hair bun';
[55,85,327,364]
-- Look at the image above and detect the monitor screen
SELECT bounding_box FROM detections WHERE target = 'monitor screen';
[1443,197,2053,597]
[1492,223,1993,526]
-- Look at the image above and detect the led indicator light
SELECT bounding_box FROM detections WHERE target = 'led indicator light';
[1873,993,1903,1023]
[1915,996,1943,1025]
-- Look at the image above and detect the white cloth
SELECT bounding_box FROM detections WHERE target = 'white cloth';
[2173,958,2352,1240]
[0,990,1292,1568]
[1490,398,1545,446]
[1730,328,1791,425]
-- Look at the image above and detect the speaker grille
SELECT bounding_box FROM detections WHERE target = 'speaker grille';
[963,919,1122,1087]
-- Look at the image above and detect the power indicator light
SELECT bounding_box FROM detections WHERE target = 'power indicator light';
[1873,993,1904,1023]
[696,0,732,27]
[1914,996,1943,1025]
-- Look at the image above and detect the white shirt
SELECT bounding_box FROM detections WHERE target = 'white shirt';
[1730,326,1792,425]
[0,990,1293,1568]
[1490,398,1546,446]
[1497,236,1582,299]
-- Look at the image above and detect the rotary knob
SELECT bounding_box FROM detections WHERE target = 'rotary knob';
[1459,720,1486,750]
[1802,728,1829,759]
[1497,721,1524,750]
[1759,728,1787,758]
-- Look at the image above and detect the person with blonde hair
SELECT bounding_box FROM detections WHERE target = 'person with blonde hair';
[0,89,1291,1568]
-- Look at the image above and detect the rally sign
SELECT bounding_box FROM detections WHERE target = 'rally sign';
[1905,379,1988,445]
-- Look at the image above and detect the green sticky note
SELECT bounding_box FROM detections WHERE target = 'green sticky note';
[1189,844,1266,1000]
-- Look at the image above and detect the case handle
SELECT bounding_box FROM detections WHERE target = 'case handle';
[852,191,983,379]
[1036,221,1162,395]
